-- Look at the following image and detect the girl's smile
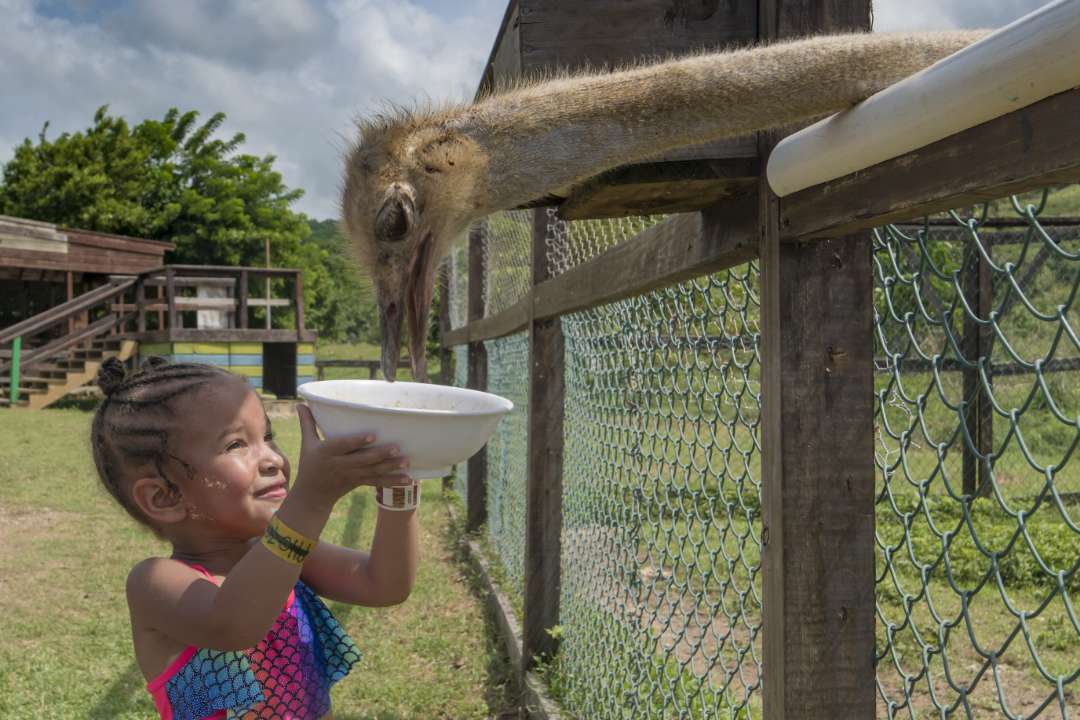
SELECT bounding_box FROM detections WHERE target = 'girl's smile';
[166,375,292,537]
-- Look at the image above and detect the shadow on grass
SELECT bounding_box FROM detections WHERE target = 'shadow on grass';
[87,660,146,719]
[437,489,525,720]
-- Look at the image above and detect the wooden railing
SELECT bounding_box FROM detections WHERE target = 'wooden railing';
[114,264,311,343]
[315,359,411,380]
[1,264,312,404]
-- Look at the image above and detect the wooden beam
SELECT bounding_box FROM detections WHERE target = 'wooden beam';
[443,294,531,347]
[443,200,759,348]
[522,208,565,671]
[961,244,994,499]
[294,271,305,336]
[466,223,489,533]
[128,328,318,344]
[238,270,249,329]
[136,277,146,334]
[759,3,875,720]
[165,268,178,331]
[533,200,757,321]
[557,157,758,220]
[780,86,1080,241]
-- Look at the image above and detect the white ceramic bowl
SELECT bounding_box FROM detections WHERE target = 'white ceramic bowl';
[297,380,514,479]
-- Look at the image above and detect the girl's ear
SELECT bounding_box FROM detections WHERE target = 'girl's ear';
[130,477,187,527]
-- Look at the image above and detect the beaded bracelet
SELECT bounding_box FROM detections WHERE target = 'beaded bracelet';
[374,480,421,511]
[260,513,316,565]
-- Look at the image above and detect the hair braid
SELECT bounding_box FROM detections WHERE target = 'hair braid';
[90,357,234,531]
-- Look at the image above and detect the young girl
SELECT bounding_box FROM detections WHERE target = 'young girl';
[91,356,419,719]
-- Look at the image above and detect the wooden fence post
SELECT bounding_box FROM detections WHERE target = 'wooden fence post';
[136,277,147,334]
[962,244,994,498]
[523,208,565,670]
[439,262,453,387]
[759,2,875,718]
[165,268,178,333]
[294,271,305,339]
[238,270,249,330]
[466,223,489,533]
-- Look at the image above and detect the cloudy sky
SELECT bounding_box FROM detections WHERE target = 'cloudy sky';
[0,0,1052,220]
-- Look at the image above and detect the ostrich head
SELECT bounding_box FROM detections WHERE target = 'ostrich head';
[342,114,487,382]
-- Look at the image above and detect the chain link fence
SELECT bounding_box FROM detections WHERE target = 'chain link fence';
[873,191,1080,719]
[445,187,1079,719]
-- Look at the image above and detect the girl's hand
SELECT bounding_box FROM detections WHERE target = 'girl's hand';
[293,404,411,509]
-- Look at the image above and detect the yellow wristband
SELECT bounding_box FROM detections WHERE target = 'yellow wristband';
[260,513,316,565]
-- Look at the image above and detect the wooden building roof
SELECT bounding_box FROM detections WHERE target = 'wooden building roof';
[0,214,174,280]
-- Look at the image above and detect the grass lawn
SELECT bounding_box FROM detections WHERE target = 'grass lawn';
[315,341,441,383]
[0,407,519,719]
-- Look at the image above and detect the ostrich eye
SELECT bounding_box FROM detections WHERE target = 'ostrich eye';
[374,193,413,242]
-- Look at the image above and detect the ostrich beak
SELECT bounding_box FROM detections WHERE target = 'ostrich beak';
[380,232,434,383]
[404,233,435,384]
[379,298,404,381]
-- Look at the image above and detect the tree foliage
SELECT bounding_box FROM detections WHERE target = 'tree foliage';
[0,106,376,342]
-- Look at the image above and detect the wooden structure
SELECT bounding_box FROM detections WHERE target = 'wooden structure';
[0,214,173,327]
[1,263,315,408]
[443,2,1080,719]
[481,0,759,220]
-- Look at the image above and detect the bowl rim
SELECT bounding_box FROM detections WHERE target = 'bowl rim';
[297,379,514,418]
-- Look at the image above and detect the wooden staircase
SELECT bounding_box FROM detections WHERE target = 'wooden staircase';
[0,338,138,409]
[1,278,140,410]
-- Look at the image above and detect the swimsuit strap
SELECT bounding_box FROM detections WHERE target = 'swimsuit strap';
[170,558,216,583]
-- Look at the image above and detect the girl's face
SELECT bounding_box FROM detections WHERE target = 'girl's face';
[167,375,291,538]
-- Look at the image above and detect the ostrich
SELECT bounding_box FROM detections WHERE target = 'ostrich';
[341,30,987,382]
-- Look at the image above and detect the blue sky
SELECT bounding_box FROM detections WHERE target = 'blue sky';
[0,0,1051,220]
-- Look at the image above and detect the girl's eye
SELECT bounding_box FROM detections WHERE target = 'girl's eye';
[264,432,275,443]
[226,440,246,452]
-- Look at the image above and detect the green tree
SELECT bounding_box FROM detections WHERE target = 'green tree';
[0,106,365,341]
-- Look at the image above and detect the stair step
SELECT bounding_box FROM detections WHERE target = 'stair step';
[2,385,46,396]
[0,377,53,388]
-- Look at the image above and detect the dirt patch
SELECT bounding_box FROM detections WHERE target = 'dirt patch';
[562,524,760,702]
[0,504,76,548]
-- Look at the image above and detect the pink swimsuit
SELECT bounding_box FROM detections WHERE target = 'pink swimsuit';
[145,563,361,720]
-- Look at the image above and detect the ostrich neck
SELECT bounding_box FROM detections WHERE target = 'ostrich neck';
[448,30,986,213]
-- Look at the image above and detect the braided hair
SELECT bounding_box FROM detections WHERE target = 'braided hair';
[90,356,235,531]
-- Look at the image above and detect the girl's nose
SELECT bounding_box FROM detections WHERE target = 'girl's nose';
[259,443,285,473]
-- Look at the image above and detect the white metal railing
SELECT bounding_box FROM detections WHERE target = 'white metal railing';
[767,0,1080,197]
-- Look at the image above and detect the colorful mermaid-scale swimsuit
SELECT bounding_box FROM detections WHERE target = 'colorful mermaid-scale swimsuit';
[146,563,362,720]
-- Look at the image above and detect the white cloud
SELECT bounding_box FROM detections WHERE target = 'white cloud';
[0,0,500,220]
[874,0,1052,31]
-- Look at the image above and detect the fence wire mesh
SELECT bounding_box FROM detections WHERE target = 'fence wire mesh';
[873,190,1080,719]
[446,187,1079,720]
[483,210,534,316]
[483,331,530,599]
[452,343,470,502]
[550,210,764,719]
[448,241,469,331]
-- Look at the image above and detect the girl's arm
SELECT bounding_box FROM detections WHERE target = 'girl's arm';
[127,407,409,650]
[127,482,335,651]
[300,501,420,607]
